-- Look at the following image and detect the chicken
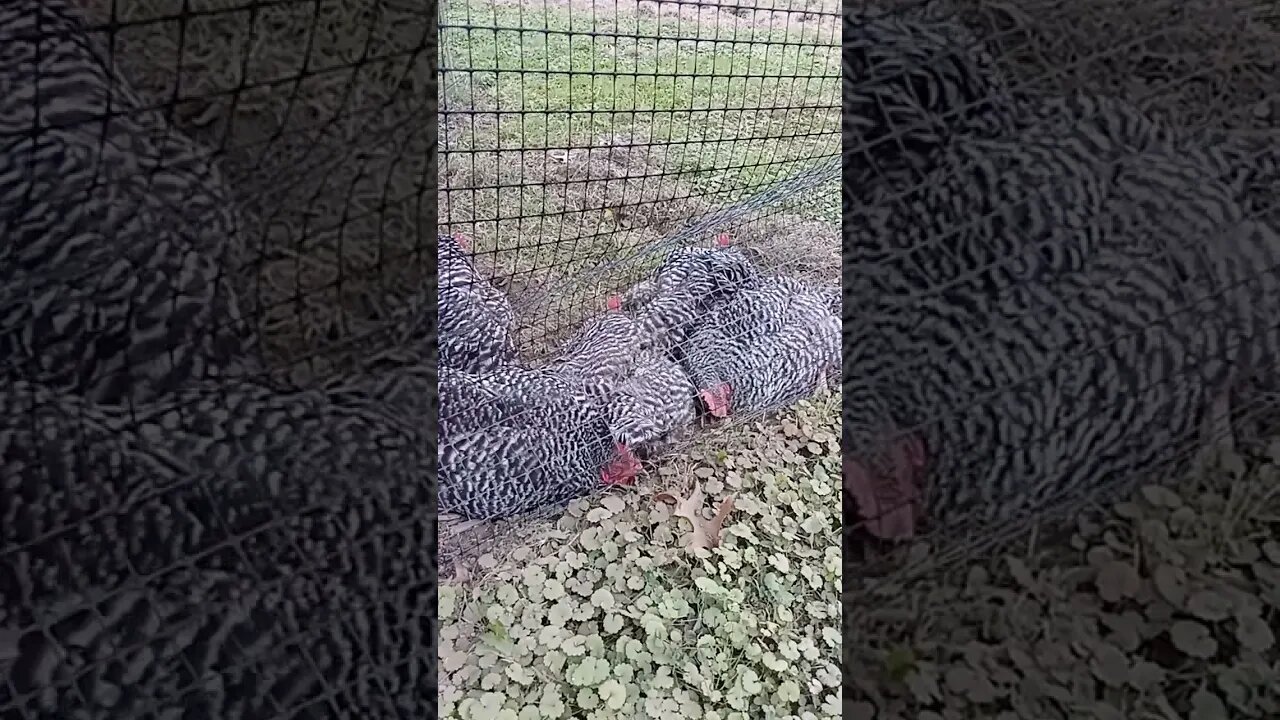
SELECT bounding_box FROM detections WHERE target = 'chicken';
[844,9,1022,195]
[0,0,258,403]
[548,308,699,454]
[845,10,1280,214]
[438,366,642,519]
[613,242,759,352]
[845,49,1280,538]
[843,128,1280,541]
[681,277,840,418]
[606,355,698,454]
[438,363,597,440]
[408,232,517,372]
[0,377,436,719]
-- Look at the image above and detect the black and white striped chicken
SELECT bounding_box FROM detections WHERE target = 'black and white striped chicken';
[844,8,1280,211]
[842,12,1280,541]
[614,241,759,353]
[0,0,257,403]
[843,8,1022,197]
[549,309,697,455]
[437,365,642,519]
[0,377,436,719]
[410,232,518,373]
[681,276,840,419]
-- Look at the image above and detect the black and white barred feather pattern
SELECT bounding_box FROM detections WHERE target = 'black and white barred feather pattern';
[606,352,697,452]
[623,245,759,352]
[844,126,1280,536]
[843,9,1280,214]
[439,364,597,439]
[844,8,1022,196]
[408,233,517,373]
[435,365,632,519]
[683,277,841,415]
[0,378,436,719]
[0,0,258,404]
[548,310,697,453]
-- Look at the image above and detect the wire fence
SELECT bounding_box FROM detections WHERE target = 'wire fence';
[842,0,1280,706]
[439,0,840,355]
[2,1,440,717]
[435,0,841,570]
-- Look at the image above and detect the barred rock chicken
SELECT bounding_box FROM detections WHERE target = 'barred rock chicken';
[549,309,697,454]
[845,10,1280,213]
[843,125,1280,540]
[0,0,258,404]
[438,365,642,519]
[0,378,436,719]
[682,277,840,418]
[614,242,759,352]
[845,12,1280,541]
[404,233,517,372]
[844,8,1022,196]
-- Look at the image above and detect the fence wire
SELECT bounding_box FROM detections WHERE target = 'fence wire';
[2,1,440,717]
[435,0,841,569]
[842,0,1280,710]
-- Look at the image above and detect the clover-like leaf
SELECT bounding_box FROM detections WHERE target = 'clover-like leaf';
[1088,642,1129,688]
[1234,611,1275,653]
[1170,620,1218,659]
[1189,689,1228,720]
[1153,564,1187,607]
[1095,560,1140,603]
[597,679,627,710]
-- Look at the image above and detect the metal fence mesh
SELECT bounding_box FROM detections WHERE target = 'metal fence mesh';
[842,0,1280,710]
[439,0,841,354]
[2,1,439,717]
[435,0,841,565]
[1,0,842,716]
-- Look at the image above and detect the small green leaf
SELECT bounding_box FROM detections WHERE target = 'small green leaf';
[597,679,627,710]
[1170,620,1218,659]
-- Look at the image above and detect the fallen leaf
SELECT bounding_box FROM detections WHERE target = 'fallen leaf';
[654,483,737,550]
[451,564,473,584]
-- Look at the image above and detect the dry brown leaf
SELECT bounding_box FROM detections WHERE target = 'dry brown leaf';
[654,482,737,550]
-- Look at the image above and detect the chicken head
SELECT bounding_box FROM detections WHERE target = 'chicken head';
[600,442,642,485]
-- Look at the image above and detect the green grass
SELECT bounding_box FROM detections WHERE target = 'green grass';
[437,0,839,350]
[440,0,838,203]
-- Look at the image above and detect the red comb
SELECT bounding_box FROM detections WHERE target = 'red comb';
[715,233,732,247]
[606,295,621,311]
[454,232,470,250]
